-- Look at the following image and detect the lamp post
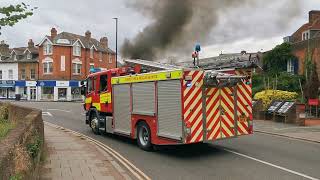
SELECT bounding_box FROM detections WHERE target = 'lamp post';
[113,17,118,68]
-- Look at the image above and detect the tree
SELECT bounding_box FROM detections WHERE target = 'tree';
[263,42,296,75]
[304,64,320,99]
[0,3,36,34]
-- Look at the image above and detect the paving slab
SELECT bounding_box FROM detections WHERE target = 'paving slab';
[254,120,320,143]
[40,124,132,180]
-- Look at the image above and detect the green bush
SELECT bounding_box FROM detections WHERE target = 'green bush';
[27,134,42,159]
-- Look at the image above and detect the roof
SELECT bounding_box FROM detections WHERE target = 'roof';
[1,46,38,63]
[40,32,115,54]
[177,53,261,70]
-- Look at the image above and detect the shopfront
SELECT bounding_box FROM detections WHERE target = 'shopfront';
[38,81,55,101]
[0,80,16,99]
[15,81,38,100]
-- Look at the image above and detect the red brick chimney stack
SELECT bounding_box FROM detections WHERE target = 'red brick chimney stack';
[28,39,34,48]
[51,28,57,39]
[100,37,108,48]
[309,10,320,24]
[85,30,91,39]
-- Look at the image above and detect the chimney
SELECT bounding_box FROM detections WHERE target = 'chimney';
[309,10,320,24]
[85,30,91,39]
[100,37,108,48]
[28,39,34,48]
[0,41,9,52]
[51,27,57,39]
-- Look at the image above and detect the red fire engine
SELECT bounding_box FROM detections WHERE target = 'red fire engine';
[82,65,253,150]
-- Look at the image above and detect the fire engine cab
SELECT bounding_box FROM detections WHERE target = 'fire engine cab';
[82,65,253,151]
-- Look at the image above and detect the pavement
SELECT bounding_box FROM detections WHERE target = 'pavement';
[40,123,132,180]
[13,102,320,180]
[254,120,320,143]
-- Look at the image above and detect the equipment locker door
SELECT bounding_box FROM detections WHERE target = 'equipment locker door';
[113,84,131,135]
[219,87,236,138]
[205,86,237,141]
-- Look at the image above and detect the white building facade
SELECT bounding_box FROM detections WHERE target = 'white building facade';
[0,62,19,99]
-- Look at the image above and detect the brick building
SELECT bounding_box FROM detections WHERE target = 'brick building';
[284,10,320,77]
[14,39,39,100]
[37,28,116,101]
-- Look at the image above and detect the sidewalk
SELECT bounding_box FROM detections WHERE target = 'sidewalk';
[40,124,132,180]
[254,120,320,143]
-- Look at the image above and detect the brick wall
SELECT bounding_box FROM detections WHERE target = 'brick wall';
[18,62,38,80]
[39,45,116,81]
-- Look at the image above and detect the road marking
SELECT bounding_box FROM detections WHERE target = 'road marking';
[223,148,320,180]
[44,121,151,180]
[42,112,53,117]
[47,109,71,113]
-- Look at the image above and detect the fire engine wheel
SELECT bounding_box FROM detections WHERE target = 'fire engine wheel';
[90,113,100,135]
[137,122,152,151]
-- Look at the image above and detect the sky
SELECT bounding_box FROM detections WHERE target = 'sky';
[1,0,320,60]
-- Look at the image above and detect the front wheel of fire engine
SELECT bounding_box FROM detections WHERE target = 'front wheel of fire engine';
[90,113,100,135]
[137,122,152,151]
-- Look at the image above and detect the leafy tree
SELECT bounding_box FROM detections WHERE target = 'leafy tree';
[0,3,36,34]
[263,42,296,75]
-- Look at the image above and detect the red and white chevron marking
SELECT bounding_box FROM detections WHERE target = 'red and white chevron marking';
[183,70,204,143]
[205,88,221,140]
[220,87,236,138]
[235,70,253,135]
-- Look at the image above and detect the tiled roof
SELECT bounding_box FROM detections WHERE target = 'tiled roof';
[50,32,115,54]
[1,46,39,63]
[176,53,260,70]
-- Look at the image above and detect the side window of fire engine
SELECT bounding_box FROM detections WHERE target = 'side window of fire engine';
[99,75,108,92]
[87,78,94,93]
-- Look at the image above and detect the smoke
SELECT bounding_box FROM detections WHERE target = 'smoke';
[121,0,301,61]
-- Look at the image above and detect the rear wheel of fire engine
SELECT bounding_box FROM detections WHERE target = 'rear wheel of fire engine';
[90,113,100,135]
[137,122,152,151]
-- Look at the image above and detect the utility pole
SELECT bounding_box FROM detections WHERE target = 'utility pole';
[113,18,118,68]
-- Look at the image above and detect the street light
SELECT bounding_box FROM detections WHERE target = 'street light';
[113,17,118,68]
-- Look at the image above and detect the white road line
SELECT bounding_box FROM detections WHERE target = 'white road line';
[47,109,71,113]
[224,148,320,180]
[42,112,53,117]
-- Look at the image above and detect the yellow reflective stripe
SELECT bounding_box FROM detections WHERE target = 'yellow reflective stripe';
[111,70,183,84]
[92,103,101,111]
[85,97,92,103]
[100,92,111,103]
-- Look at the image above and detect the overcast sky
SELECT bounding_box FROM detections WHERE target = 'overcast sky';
[1,0,320,59]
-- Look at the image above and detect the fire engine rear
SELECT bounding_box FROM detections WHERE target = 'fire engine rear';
[82,67,253,151]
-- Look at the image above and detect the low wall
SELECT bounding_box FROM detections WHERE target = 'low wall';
[0,102,44,180]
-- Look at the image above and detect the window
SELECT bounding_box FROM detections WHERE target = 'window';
[87,78,94,92]
[109,54,113,63]
[43,62,53,74]
[99,75,108,92]
[43,41,53,55]
[90,47,94,58]
[41,87,54,100]
[302,30,310,41]
[73,41,81,56]
[21,69,26,80]
[99,52,103,61]
[27,52,31,60]
[30,69,36,80]
[0,70,2,79]
[8,69,13,79]
[72,63,82,75]
[61,56,65,71]
[287,59,294,73]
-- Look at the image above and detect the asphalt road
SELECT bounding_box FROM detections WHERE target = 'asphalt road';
[14,101,320,180]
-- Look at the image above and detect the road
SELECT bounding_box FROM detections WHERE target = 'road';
[14,102,320,180]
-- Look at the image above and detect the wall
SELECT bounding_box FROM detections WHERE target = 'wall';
[18,62,39,80]
[0,62,19,80]
[0,103,44,179]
